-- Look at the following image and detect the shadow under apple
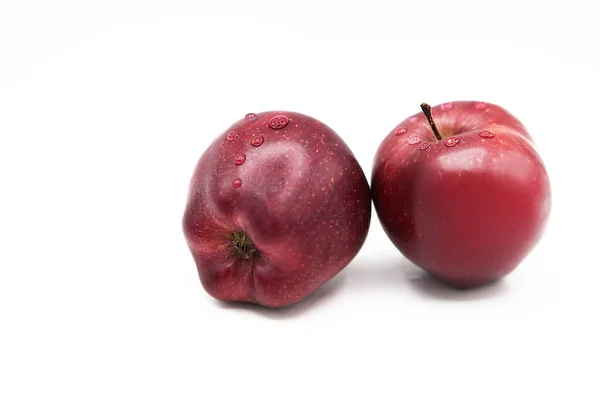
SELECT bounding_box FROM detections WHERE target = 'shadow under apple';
[400,260,511,301]
[331,255,407,292]
[214,254,510,316]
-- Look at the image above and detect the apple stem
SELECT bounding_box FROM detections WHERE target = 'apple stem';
[420,103,443,141]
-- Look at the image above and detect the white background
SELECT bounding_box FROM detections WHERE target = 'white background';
[1,1,599,399]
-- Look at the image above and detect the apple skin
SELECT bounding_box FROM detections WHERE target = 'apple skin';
[183,111,371,307]
[372,101,551,288]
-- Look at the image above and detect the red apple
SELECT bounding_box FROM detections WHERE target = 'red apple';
[372,101,551,288]
[183,111,371,307]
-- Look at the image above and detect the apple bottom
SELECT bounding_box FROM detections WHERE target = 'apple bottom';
[394,223,546,289]
[412,258,521,290]
[384,171,550,289]
[184,187,369,307]
[190,248,352,308]
[185,217,359,307]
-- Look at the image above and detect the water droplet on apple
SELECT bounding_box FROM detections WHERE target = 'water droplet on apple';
[395,127,408,136]
[441,102,453,111]
[419,142,431,151]
[475,102,487,110]
[226,131,239,141]
[444,137,460,147]
[245,113,258,120]
[408,136,422,145]
[232,178,243,188]
[268,115,289,129]
[408,116,418,123]
[234,154,246,165]
[479,130,495,138]
[251,136,264,147]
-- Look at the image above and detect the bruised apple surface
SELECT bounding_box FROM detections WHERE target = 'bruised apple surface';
[183,111,371,307]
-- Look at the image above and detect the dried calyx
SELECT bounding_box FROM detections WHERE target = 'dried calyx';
[230,231,257,259]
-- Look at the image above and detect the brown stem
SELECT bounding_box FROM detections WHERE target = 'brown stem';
[420,103,443,141]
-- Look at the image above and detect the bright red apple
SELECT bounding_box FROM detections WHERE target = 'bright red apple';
[372,101,551,288]
[183,111,371,307]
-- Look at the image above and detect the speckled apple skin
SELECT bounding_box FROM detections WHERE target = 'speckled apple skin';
[183,111,371,307]
[372,101,551,288]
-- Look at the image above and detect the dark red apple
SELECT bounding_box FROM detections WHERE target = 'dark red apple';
[372,101,551,288]
[183,111,371,307]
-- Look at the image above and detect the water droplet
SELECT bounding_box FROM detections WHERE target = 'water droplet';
[226,131,239,141]
[251,136,264,147]
[408,136,422,145]
[234,154,246,165]
[445,137,460,147]
[419,142,431,151]
[245,113,258,120]
[479,130,495,138]
[268,115,289,129]
[395,127,407,136]
[475,102,487,110]
[408,116,418,123]
[441,102,453,111]
[232,178,242,188]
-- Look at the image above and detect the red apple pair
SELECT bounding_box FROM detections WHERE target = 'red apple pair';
[183,102,551,307]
